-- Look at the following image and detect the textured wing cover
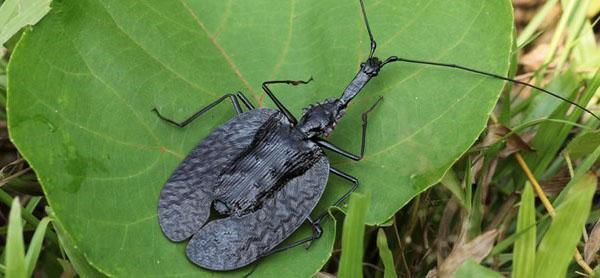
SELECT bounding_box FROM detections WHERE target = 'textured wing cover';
[158,109,278,242]
[186,157,329,270]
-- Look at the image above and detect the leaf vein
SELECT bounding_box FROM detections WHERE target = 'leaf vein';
[177,0,258,100]
[269,0,297,80]
[93,0,217,97]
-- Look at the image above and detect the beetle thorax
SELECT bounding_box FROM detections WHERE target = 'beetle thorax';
[297,98,347,138]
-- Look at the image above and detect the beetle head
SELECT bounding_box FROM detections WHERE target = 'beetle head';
[361,57,383,77]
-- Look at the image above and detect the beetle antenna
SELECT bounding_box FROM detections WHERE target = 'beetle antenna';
[382,56,600,121]
[359,0,377,58]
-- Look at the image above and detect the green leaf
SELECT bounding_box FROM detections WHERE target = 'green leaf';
[456,259,502,278]
[0,0,51,45]
[24,217,50,277]
[5,198,26,278]
[534,173,596,278]
[376,229,397,278]
[7,0,513,275]
[339,193,370,278]
[566,130,600,159]
[50,212,109,278]
[512,183,536,278]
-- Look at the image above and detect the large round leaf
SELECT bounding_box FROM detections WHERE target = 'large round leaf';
[8,0,513,276]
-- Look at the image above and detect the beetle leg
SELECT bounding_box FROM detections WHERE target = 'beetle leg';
[314,167,360,223]
[235,91,255,110]
[152,93,243,128]
[314,96,383,161]
[243,217,322,276]
[262,216,323,257]
[303,217,323,250]
[315,139,361,160]
[261,77,313,125]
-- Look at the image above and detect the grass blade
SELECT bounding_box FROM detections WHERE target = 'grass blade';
[0,189,38,226]
[512,183,536,278]
[534,173,596,277]
[24,196,41,214]
[566,131,600,159]
[554,145,600,207]
[24,217,50,277]
[440,170,466,208]
[338,193,370,278]
[376,229,397,278]
[528,69,600,176]
[5,197,26,278]
[456,259,503,278]
[516,0,559,47]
